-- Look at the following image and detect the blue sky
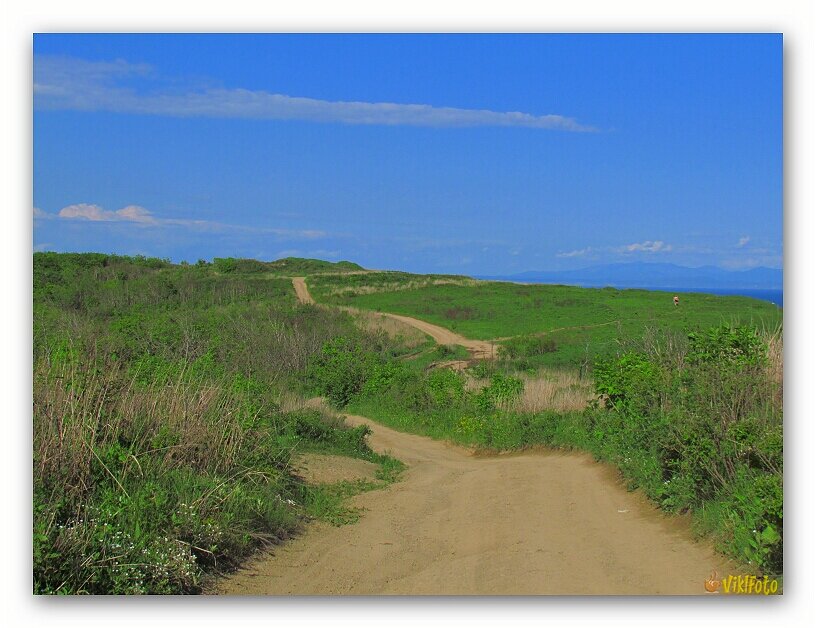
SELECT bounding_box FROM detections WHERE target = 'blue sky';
[33,34,782,274]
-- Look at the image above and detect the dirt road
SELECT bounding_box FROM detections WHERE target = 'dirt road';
[292,277,315,305]
[216,414,732,595]
[291,277,494,360]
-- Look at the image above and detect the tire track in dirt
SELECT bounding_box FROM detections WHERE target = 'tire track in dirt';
[215,413,733,595]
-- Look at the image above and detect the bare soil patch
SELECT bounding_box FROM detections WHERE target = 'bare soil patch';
[215,414,735,595]
[291,453,379,485]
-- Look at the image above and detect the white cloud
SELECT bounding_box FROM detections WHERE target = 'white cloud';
[737,235,751,248]
[620,240,672,253]
[58,203,158,224]
[557,240,673,259]
[51,202,328,240]
[34,243,53,252]
[116,205,157,223]
[34,55,596,132]
[556,247,592,258]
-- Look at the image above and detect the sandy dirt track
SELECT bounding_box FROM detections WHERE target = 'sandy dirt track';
[215,414,731,595]
[377,312,495,360]
[291,277,494,360]
[258,276,734,594]
[292,277,315,304]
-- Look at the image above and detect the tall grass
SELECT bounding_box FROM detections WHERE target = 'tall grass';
[32,253,410,594]
[510,370,592,413]
[34,350,298,593]
[329,321,782,575]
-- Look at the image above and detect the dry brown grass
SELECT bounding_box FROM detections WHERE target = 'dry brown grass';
[511,370,593,413]
[33,354,253,500]
[278,392,333,415]
[464,368,593,413]
[762,326,783,409]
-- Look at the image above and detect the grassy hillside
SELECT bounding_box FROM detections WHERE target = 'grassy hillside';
[211,256,364,276]
[33,253,405,594]
[33,253,783,591]
[311,274,782,368]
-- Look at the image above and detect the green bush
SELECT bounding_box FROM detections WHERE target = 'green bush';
[427,369,466,406]
[308,336,377,407]
[687,324,767,368]
[593,351,663,412]
[475,373,524,412]
[587,324,782,574]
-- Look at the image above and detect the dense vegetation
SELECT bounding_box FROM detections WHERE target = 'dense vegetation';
[33,254,783,593]
[311,273,782,369]
[307,319,783,575]
[33,253,404,594]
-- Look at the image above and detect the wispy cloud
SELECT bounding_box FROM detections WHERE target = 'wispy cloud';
[34,55,596,132]
[58,203,157,224]
[619,240,672,253]
[737,235,751,248]
[556,247,593,258]
[557,240,673,259]
[38,203,328,240]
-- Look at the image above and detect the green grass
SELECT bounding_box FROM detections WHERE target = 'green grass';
[338,322,782,576]
[32,253,410,594]
[312,275,782,368]
[303,455,406,526]
[34,253,783,590]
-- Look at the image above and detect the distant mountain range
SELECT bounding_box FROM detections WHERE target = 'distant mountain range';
[476,262,783,290]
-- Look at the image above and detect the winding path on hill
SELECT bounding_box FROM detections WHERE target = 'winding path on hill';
[291,277,495,360]
[216,412,732,595]
[216,278,738,594]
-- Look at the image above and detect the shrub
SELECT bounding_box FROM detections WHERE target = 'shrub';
[308,336,376,407]
[443,306,478,320]
[587,323,782,574]
[593,351,662,412]
[32,253,401,594]
[687,324,767,368]
[427,369,465,406]
[475,373,524,412]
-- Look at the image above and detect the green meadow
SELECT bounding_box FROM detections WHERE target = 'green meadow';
[310,273,782,369]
